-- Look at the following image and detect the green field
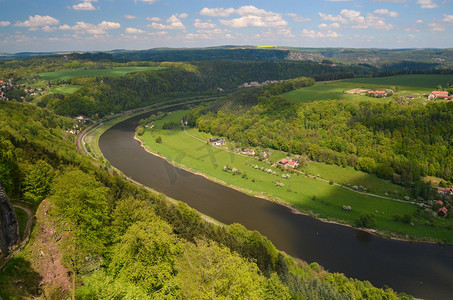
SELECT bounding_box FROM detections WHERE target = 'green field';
[49,84,82,94]
[137,110,453,242]
[38,66,164,81]
[283,74,453,103]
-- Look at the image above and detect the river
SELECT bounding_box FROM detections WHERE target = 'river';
[99,110,453,300]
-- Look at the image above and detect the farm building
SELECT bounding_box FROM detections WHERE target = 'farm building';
[278,158,299,168]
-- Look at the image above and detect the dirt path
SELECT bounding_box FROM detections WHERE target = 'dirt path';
[0,204,33,270]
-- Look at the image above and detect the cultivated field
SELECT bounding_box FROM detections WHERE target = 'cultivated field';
[283,74,453,103]
[137,110,453,242]
[38,66,164,81]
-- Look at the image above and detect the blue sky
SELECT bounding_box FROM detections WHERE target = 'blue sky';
[1,0,452,52]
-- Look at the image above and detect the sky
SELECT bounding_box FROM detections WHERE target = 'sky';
[0,0,452,52]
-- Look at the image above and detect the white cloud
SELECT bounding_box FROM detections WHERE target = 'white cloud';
[200,7,235,17]
[429,22,444,31]
[42,25,56,32]
[147,31,168,37]
[200,6,288,29]
[443,14,453,23]
[286,13,311,23]
[72,1,96,11]
[416,19,424,24]
[186,28,232,40]
[148,14,185,29]
[126,27,145,34]
[0,21,11,26]
[408,34,415,39]
[15,15,59,27]
[417,0,438,8]
[319,13,347,24]
[138,0,159,4]
[318,23,341,29]
[374,9,399,17]
[301,29,341,38]
[320,9,393,30]
[124,15,137,20]
[146,17,161,22]
[177,13,188,19]
[98,21,121,30]
[59,20,120,35]
[194,19,216,29]
[217,6,288,28]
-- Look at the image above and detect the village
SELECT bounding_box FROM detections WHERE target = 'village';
[345,87,453,102]
[208,135,451,218]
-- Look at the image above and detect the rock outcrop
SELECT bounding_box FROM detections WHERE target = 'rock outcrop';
[0,181,19,257]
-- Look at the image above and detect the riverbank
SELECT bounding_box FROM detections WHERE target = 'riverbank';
[135,110,453,244]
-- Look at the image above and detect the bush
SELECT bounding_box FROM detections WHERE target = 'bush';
[155,136,162,143]
[356,213,376,228]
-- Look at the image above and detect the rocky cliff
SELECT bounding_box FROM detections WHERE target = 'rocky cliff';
[0,182,19,257]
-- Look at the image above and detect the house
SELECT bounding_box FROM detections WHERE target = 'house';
[76,115,85,121]
[430,91,453,100]
[209,138,226,146]
[278,158,299,168]
[367,90,387,97]
[287,160,299,168]
[438,207,448,217]
[215,138,226,146]
[435,200,444,206]
[242,149,255,155]
[437,186,453,196]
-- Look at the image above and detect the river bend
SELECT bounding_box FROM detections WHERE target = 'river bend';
[99,110,453,300]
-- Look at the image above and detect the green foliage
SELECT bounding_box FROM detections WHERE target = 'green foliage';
[155,136,162,143]
[135,126,145,136]
[51,167,110,284]
[177,239,287,300]
[76,270,151,300]
[0,134,18,196]
[22,160,54,204]
[38,66,164,81]
[109,220,181,295]
[162,121,180,129]
[357,213,376,228]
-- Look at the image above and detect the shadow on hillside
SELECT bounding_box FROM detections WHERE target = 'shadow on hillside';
[0,256,43,299]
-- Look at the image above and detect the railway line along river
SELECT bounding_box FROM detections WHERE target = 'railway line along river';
[99,110,453,300]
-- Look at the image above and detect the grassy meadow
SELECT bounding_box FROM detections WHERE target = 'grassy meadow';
[283,74,453,103]
[49,84,82,94]
[38,66,164,81]
[137,110,453,242]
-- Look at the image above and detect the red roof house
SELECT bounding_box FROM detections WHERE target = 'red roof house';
[438,207,448,217]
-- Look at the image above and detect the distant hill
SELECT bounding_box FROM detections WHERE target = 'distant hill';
[2,47,452,68]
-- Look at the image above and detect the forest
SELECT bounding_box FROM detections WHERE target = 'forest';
[0,101,412,299]
[30,59,373,117]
